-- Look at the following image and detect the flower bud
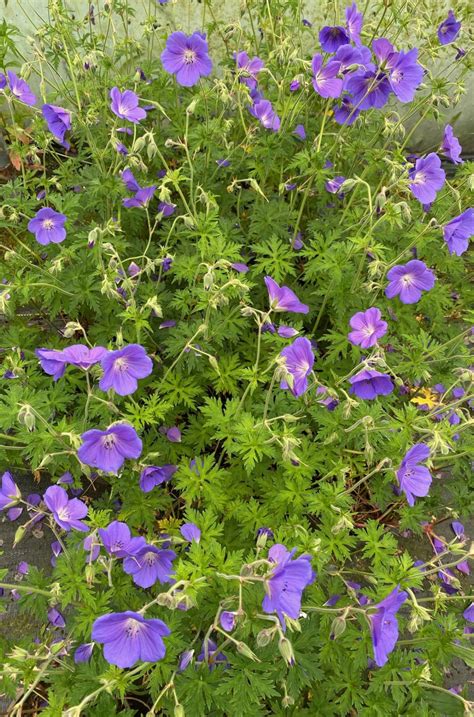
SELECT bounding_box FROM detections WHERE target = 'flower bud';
[330,615,347,640]
[278,637,295,666]
[174,705,185,717]
[236,641,260,662]
[256,628,275,647]
[13,525,26,547]
[18,404,35,431]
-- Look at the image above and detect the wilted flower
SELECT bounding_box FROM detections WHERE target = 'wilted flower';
[161,31,212,87]
[368,586,407,666]
[396,444,432,506]
[74,643,94,664]
[99,344,153,396]
[92,611,170,668]
[180,522,201,543]
[28,208,67,246]
[43,485,88,532]
[385,260,435,304]
[48,607,66,628]
[349,369,394,399]
[78,423,142,474]
[220,611,236,631]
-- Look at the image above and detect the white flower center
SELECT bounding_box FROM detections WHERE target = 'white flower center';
[401,273,414,287]
[184,49,197,64]
[42,219,54,230]
[114,357,129,372]
[102,434,116,449]
[412,171,425,185]
[125,618,142,638]
[57,506,70,521]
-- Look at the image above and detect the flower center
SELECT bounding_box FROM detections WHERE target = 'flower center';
[144,551,157,566]
[125,618,142,638]
[56,506,71,521]
[102,434,116,450]
[412,171,426,185]
[183,49,197,65]
[114,357,129,372]
[362,325,375,337]
[42,219,54,230]
[401,273,414,287]
[296,360,310,376]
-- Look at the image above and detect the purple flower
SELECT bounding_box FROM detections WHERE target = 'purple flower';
[178,649,194,671]
[17,561,29,575]
[262,544,314,630]
[368,586,407,667]
[464,604,474,623]
[408,153,445,204]
[325,175,346,195]
[139,464,177,492]
[6,71,36,105]
[443,209,473,256]
[312,55,343,99]
[264,276,309,314]
[319,26,350,52]
[280,337,314,397]
[28,208,67,246]
[348,307,387,348]
[385,259,435,304]
[180,522,201,543]
[74,643,94,664]
[35,345,106,380]
[161,31,212,87]
[333,96,361,125]
[235,51,264,90]
[388,49,424,103]
[278,325,298,338]
[92,611,170,668]
[345,70,392,109]
[166,426,181,443]
[99,344,152,396]
[121,169,140,192]
[110,87,146,123]
[452,521,465,540]
[290,79,300,92]
[123,185,157,208]
[0,472,21,510]
[98,521,146,558]
[231,262,249,273]
[396,444,432,506]
[294,124,306,140]
[220,611,236,631]
[158,201,176,217]
[115,141,128,155]
[442,124,463,164]
[349,369,394,400]
[345,2,363,44]
[197,639,228,669]
[48,607,66,628]
[438,11,461,45]
[249,99,280,131]
[42,105,71,146]
[43,485,88,532]
[78,423,142,474]
[123,545,176,588]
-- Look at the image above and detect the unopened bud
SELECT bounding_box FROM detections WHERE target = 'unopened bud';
[62,321,82,338]
[256,628,274,647]
[18,404,35,431]
[330,615,347,640]
[174,705,185,717]
[236,641,260,662]
[13,525,26,547]
[278,637,295,666]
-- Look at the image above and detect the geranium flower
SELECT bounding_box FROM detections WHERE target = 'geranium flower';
[348,307,387,348]
[442,209,473,256]
[345,70,392,109]
[43,485,88,532]
[139,464,177,492]
[42,104,71,146]
[312,55,343,98]
[368,586,407,666]
[408,153,445,204]
[110,87,146,123]
[345,2,363,44]
[0,472,21,510]
[249,99,280,131]
[235,51,264,89]
[438,11,461,45]
[349,369,394,399]
[78,423,142,474]
[280,337,315,397]
[123,545,176,588]
[99,344,153,396]
[265,276,309,313]
[441,124,463,164]
[333,96,361,125]
[28,208,67,245]
[385,260,435,304]
[319,25,350,52]
[92,611,170,668]
[262,544,314,630]
[6,70,36,105]
[180,522,201,543]
[396,443,432,506]
[161,31,212,87]
[98,520,146,558]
